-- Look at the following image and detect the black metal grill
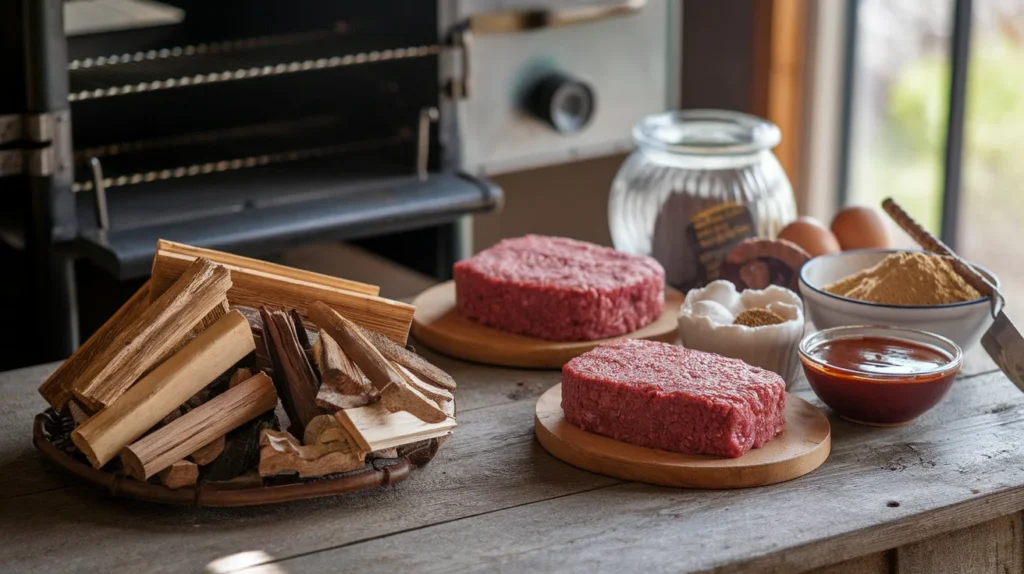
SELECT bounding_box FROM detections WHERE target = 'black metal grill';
[0,0,501,364]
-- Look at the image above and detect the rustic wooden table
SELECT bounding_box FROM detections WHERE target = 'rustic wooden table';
[1,342,1021,573]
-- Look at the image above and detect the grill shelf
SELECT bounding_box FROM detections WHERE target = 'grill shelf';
[75,158,501,279]
[68,38,442,101]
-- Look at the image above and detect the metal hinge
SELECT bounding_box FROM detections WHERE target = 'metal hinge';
[0,111,72,179]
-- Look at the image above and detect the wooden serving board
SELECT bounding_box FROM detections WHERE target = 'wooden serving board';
[535,384,831,489]
[411,282,685,369]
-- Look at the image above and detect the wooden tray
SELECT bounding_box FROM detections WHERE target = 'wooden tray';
[411,282,685,369]
[535,384,830,489]
[33,409,447,507]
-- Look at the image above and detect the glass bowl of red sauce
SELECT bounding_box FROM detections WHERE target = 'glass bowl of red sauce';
[798,325,962,426]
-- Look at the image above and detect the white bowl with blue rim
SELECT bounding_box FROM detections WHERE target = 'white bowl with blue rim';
[798,249,998,351]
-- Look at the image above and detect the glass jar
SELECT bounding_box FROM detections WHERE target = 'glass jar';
[609,109,796,291]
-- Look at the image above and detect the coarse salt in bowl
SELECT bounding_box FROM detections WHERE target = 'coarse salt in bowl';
[678,280,805,388]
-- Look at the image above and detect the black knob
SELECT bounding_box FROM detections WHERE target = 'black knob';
[526,72,595,134]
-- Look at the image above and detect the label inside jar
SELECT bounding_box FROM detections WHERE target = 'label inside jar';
[685,203,757,287]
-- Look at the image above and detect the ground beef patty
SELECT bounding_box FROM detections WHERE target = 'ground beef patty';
[454,235,665,341]
[562,339,786,458]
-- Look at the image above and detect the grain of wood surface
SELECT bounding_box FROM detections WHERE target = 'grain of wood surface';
[2,307,1021,574]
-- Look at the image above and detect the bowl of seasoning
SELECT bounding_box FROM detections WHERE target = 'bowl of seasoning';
[798,249,998,351]
[799,325,962,426]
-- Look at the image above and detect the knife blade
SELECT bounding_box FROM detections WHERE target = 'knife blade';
[982,311,1024,392]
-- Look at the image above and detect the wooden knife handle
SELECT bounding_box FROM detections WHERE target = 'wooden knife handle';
[881,198,999,300]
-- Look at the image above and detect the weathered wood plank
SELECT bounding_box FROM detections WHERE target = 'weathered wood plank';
[0,343,1009,573]
[810,552,891,574]
[258,371,1024,574]
[895,514,1023,574]
[0,398,618,574]
[0,362,78,500]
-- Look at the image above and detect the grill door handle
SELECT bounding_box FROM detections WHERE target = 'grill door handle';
[466,0,646,35]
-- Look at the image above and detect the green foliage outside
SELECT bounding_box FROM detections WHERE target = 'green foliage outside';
[851,33,1024,233]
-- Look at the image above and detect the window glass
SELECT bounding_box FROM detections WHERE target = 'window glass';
[846,0,953,244]
[958,1,1024,308]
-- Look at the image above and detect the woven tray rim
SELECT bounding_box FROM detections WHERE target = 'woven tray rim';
[32,409,450,507]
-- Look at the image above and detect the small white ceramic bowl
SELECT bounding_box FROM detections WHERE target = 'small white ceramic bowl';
[798,249,999,351]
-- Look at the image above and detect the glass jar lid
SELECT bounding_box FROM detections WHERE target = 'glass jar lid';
[633,109,782,156]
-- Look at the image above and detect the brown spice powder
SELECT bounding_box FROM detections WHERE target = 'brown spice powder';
[733,308,786,327]
[824,252,982,305]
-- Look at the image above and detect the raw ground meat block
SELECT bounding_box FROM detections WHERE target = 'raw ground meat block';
[454,235,665,341]
[561,339,786,458]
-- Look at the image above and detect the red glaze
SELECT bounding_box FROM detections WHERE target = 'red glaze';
[800,336,959,426]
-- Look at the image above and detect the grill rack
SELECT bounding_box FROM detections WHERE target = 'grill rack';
[68,25,348,70]
[68,43,443,102]
[73,115,341,162]
[72,131,412,193]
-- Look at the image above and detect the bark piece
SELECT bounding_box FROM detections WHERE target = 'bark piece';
[70,258,233,411]
[151,240,414,345]
[258,429,365,478]
[158,460,198,489]
[70,310,255,468]
[122,372,278,480]
[261,307,322,436]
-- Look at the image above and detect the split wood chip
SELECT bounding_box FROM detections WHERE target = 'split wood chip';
[343,401,456,452]
[158,460,198,489]
[150,239,380,297]
[260,307,322,436]
[203,414,277,482]
[394,363,453,404]
[70,258,232,411]
[71,310,255,468]
[308,301,399,393]
[308,302,447,423]
[234,305,276,376]
[360,327,457,391]
[258,428,364,478]
[151,240,414,345]
[331,410,373,454]
[121,372,278,480]
[65,400,92,425]
[380,376,448,424]
[228,368,254,388]
[313,329,376,411]
[38,281,152,410]
[189,436,226,466]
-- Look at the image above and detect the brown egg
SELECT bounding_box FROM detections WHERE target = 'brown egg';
[831,206,892,250]
[777,217,842,257]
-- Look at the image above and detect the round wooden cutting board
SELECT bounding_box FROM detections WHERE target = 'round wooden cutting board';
[410,281,685,369]
[535,384,831,489]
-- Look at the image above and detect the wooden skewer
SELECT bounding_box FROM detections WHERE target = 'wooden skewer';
[881,198,1003,315]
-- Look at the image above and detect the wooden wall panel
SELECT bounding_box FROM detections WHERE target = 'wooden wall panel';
[812,551,892,574]
[895,514,1024,574]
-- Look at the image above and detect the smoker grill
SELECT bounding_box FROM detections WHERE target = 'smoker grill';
[0,1,505,363]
